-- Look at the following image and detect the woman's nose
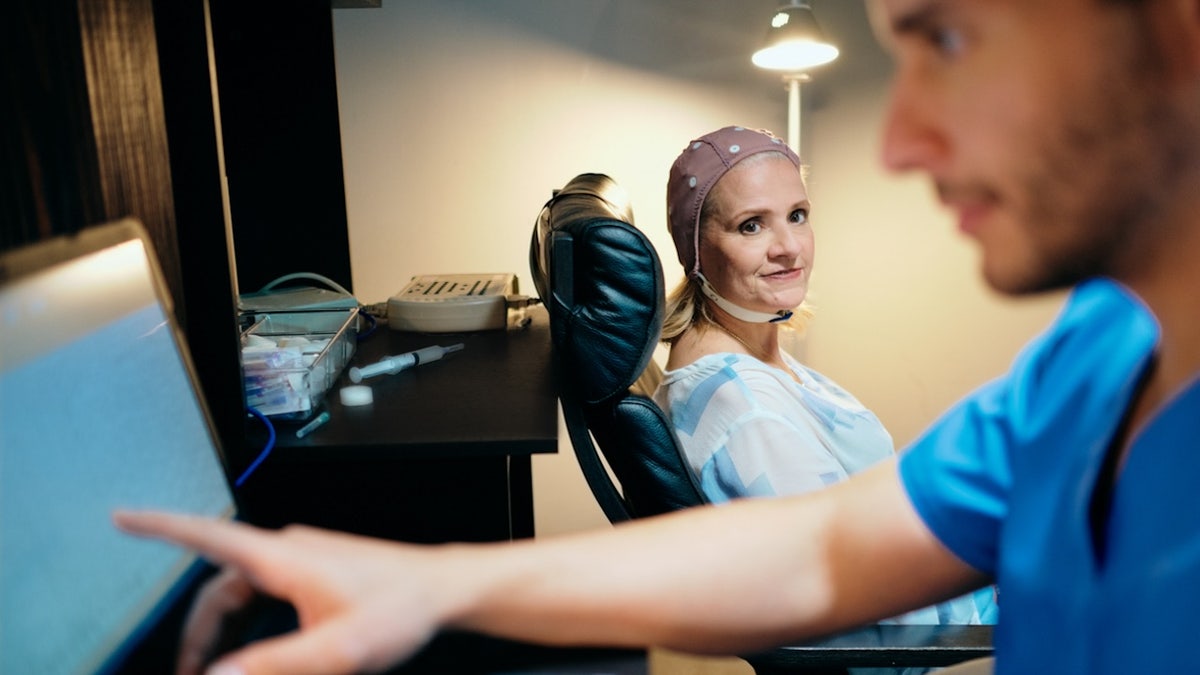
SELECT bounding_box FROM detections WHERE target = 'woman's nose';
[771,225,807,259]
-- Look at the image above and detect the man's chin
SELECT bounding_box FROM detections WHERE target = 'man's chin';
[981,262,1083,297]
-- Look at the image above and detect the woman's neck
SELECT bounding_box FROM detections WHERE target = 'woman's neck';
[709,313,775,355]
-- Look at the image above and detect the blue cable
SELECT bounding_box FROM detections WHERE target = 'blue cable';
[236,406,276,488]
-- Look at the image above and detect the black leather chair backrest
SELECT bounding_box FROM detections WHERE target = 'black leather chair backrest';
[530,173,708,522]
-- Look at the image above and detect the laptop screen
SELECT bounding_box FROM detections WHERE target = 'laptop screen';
[0,220,236,675]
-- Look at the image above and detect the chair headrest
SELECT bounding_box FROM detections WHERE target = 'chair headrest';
[530,173,664,405]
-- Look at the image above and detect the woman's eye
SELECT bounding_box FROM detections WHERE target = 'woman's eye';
[738,220,762,234]
[790,209,808,225]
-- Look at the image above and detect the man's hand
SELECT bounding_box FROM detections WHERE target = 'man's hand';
[114,512,446,675]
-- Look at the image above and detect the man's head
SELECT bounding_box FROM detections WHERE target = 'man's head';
[873,0,1200,296]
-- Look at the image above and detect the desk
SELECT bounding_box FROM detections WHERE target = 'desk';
[238,307,558,542]
[743,624,994,673]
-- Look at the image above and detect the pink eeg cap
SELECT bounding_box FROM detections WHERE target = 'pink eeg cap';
[666,126,800,278]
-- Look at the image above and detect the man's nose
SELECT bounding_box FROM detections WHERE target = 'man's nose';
[880,75,949,174]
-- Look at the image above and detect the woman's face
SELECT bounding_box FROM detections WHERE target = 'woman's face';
[698,153,813,318]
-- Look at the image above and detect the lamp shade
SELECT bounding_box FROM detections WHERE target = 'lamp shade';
[751,1,839,71]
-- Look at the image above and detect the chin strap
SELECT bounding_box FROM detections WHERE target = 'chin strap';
[697,274,794,324]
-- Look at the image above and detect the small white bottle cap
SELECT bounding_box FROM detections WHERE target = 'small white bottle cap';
[339,385,374,407]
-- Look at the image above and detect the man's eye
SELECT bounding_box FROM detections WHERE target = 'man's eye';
[791,209,808,224]
[931,27,966,57]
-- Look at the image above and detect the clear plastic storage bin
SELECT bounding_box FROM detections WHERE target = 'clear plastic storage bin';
[240,308,357,418]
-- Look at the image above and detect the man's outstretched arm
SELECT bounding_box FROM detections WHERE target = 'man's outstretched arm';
[114,457,987,675]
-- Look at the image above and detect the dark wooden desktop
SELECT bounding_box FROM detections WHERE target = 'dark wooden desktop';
[744,624,994,673]
[237,306,558,543]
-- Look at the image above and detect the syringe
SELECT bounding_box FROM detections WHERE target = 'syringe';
[348,343,465,383]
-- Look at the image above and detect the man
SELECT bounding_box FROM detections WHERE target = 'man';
[116,1,1200,673]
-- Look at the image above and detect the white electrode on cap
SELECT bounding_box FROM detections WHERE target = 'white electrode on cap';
[348,343,464,383]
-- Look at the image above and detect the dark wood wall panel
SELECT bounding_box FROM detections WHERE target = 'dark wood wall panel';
[209,0,353,295]
[2,0,104,249]
[77,0,185,312]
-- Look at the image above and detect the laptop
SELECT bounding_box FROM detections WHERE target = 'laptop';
[0,219,238,675]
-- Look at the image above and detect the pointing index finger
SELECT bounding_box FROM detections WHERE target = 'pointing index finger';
[113,510,269,569]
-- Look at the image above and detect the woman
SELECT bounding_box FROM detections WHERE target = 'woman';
[653,126,995,626]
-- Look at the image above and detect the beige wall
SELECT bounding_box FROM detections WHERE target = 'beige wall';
[331,2,1066,538]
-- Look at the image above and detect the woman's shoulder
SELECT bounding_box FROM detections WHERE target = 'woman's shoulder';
[657,354,808,434]
[665,351,783,380]
[660,353,797,411]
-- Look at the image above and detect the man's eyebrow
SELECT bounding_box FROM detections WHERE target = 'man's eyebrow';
[890,1,947,38]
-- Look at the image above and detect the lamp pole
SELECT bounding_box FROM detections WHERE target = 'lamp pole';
[781,71,811,362]
[784,72,810,158]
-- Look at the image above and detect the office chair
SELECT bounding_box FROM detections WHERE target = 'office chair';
[529,172,708,523]
[529,173,993,674]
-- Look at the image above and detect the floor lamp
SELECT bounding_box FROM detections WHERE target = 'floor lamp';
[751,0,839,156]
[751,1,838,359]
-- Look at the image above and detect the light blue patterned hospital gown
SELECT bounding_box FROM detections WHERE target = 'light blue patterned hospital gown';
[653,351,997,627]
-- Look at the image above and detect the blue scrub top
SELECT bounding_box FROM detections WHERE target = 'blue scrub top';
[900,278,1200,673]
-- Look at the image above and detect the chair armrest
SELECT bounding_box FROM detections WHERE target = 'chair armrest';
[742,624,993,673]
